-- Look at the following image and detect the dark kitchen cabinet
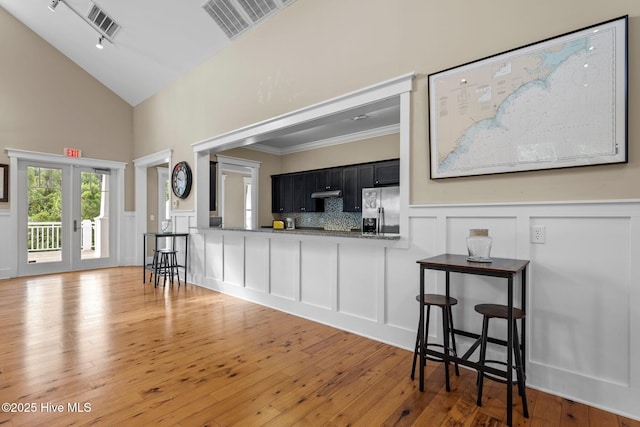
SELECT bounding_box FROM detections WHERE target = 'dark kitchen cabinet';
[342,164,374,212]
[293,173,323,212]
[374,159,400,186]
[271,174,293,213]
[315,167,343,192]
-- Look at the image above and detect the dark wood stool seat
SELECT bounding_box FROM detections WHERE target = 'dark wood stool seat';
[154,249,180,288]
[411,294,460,392]
[474,303,528,418]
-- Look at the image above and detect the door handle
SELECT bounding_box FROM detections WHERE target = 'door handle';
[73,220,78,232]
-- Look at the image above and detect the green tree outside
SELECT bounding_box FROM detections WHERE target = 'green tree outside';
[28,167,104,222]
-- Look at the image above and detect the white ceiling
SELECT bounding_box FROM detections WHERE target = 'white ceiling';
[0,0,253,106]
[2,0,400,150]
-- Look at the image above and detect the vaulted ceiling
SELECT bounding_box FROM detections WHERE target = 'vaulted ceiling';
[2,0,401,150]
[0,0,295,106]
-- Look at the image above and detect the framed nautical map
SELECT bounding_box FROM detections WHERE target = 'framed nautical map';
[428,16,628,179]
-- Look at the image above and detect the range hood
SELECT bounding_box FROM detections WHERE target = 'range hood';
[311,189,342,199]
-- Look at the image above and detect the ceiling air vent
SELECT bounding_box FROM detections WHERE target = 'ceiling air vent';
[202,0,250,39]
[87,3,120,38]
[236,0,278,23]
[202,0,293,39]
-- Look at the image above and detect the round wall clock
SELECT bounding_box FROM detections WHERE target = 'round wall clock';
[171,161,192,199]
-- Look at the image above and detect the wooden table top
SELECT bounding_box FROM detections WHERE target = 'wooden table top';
[417,253,529,275]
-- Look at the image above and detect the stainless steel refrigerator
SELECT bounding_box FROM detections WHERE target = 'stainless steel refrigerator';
[361,186,400,234]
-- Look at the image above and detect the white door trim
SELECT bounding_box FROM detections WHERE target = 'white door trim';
[133,149,173,266]
[7,149,126,276]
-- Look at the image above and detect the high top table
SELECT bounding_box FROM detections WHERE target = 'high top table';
[416,254,529,426]
[143,232,189,284]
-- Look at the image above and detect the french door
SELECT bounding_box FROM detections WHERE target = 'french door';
[17,160,117,275]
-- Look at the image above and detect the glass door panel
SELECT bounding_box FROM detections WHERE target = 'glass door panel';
[27,166,63,264]
[79,170,110,260]
[73,167,115,270]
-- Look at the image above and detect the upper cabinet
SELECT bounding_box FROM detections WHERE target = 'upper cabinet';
[271,158,399,214]
[373,159,400,187]
[293,173,323,212]
[342,164,374,212]
[271,174,293,213]
[315,167,343,192]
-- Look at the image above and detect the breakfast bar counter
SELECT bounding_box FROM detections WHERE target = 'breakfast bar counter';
[196,226,401,240]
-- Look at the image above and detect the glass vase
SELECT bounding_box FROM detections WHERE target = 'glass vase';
[466,229,492,262]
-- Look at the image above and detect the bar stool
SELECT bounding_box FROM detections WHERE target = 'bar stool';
[411,294,460,391]
[154,248,181,287]
[474,303,528,418]
[148,249,160,284]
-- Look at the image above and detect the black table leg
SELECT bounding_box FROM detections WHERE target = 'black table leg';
[507,276,514,426]
[419,266,425,392]
[142,235,147,283]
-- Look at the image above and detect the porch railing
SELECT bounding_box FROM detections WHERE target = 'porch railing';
[27,221,95,252]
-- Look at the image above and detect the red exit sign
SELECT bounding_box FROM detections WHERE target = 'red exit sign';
[65,148,82,158]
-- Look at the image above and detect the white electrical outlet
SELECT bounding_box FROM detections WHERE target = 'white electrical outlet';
[531,226,546,244]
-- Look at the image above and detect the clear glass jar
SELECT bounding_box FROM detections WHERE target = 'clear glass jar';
[161,219,173,233]
[467,229,492,262]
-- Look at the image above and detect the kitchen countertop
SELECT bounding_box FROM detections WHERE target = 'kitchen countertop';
[198,226,401,240]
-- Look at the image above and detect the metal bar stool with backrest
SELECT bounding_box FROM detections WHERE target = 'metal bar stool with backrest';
[411,293,460,392]
[474,303,529,418]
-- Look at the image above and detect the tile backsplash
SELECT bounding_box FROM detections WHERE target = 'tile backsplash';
[278,198,361,231]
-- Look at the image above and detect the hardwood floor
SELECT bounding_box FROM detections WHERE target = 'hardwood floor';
[0,267,638,426]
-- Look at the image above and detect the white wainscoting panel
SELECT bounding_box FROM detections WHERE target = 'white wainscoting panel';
[189,199,640,421]
[189,231,206,283]
[0,210,14,279]
[529,216,630,385]
[270,238,299,300]
[300,240,336,310]
[120,212,137,266]
[245,236,270,293]
[386,216,438,332]
[337,243,381,321]
[204,232,223,283]
[223,233,245,287]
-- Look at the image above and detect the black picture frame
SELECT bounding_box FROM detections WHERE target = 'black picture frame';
[0,164,8,202]
[428,16,628,179]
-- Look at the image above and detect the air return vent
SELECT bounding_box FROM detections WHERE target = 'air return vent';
[87,3,120,38]
[202,0,250,39]
[236,0,278,22]
[202,0,293,39]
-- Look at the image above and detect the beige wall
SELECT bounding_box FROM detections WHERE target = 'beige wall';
[222,172,249,228]
[134,0,640,210]
[5,1,638,214]
[279,133,399,174]
[213,148,281,227]
[0,8,134,210]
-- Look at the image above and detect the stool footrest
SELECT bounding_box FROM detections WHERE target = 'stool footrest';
[424,343,457,363]
[477,359,525,384]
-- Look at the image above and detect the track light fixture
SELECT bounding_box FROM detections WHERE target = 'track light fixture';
[47,0,116,50]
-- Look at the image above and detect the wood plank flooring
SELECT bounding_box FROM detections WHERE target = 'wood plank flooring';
[0,267,638,426]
